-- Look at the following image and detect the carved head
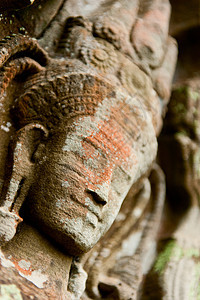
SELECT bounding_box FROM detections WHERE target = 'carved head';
[0,10,172,252]
[8,58,157,254]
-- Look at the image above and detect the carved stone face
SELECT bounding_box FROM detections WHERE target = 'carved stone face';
[20,71,157,255]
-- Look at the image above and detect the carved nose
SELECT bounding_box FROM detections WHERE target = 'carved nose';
[86,189,108,205]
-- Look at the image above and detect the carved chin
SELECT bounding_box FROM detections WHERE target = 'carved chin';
[24,210,106,255]
[39,214,104,255]
[22,188,108,255]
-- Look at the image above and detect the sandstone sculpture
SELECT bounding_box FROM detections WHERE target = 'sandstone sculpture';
[0,0,178,299]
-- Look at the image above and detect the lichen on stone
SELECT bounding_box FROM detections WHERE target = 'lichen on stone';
[0,284,22,300]
[154,240,176,274]
[189,262,200,300]
[154,239,200,274]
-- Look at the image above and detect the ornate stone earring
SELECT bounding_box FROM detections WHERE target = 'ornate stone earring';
[0,34,50,245]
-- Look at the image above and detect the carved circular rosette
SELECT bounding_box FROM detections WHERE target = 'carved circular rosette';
[79,39,118,73]
[118,61,150,97]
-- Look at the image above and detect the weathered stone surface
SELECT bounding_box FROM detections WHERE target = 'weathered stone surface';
[83,164,165,299]
[0,0,179,299]
[159,81,200,209]
[14,0,64,37]
[131,0,171,68]
[151,79,200,299]
[1,224,72,299]
[0,0,35,12]
[152,37,178,109]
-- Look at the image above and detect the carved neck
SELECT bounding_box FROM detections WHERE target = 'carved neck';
[1,223,73,298]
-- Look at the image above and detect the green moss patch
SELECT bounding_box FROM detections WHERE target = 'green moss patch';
[154,240,200,274]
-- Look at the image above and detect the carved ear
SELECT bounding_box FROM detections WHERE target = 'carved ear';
[0,123,48,245]
[0,35,49,245]
[0,33,50,213]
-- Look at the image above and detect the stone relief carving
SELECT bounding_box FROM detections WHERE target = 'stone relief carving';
[0,0,179,299]
[139,79,200,300]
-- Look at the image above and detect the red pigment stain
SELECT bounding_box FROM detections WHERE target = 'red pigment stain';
[12,258,32,276]
[80,106,138,191]
[62,99,141,220]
